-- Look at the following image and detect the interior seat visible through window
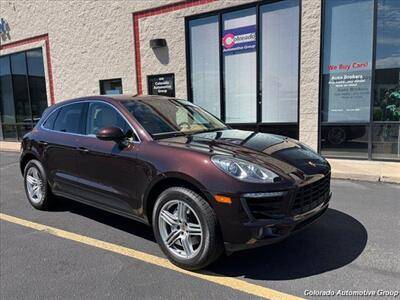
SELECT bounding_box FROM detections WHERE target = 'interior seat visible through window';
[86,102,132,138]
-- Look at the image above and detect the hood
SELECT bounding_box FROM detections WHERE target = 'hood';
[158,129,330,177]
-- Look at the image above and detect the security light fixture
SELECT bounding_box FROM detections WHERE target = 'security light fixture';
[150,38,167,48]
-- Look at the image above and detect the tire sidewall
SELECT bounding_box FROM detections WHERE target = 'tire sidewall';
[23,159,49,209]
[152,188,214,269]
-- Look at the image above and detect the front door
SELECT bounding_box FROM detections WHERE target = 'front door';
[75,101,141,216]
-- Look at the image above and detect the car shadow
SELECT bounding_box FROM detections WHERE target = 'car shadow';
[52,199,367,280]
[208,208,368,280]
[53,197,156,242]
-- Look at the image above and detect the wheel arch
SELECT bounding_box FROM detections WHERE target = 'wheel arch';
[143,173,212,224]
[20,151,40,175]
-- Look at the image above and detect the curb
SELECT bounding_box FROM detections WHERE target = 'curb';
[0,141,21,152]
[0,148,20,153]
[332,172,400,184]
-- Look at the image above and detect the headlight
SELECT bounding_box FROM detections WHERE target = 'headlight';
[211,155,279,183]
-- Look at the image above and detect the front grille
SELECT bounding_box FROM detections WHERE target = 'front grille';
[292,174,330,215]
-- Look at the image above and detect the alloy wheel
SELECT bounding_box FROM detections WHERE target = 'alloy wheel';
[26,166,44,204]
[158,200,203,259]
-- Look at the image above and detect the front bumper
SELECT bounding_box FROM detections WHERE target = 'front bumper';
[224,195,330,252]
[211,173,332,252]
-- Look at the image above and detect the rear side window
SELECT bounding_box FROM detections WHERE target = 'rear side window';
[53,103,86,134]
[42,109,59,130]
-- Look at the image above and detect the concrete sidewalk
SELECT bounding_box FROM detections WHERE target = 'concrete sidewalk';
[1,141,399,183]
[0,141,20,152]
[328,158,400,184]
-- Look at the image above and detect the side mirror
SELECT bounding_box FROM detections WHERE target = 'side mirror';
[96,126,125,142]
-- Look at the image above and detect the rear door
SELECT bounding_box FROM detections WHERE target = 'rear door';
[75,101,142,215]
[42,102,87,197]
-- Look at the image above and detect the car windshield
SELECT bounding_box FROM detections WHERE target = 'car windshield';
[122,98,227,139]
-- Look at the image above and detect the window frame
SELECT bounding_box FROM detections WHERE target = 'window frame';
[52,102,87,135]
[85,101,134,138]
[185,0,301,138]
[41,107,61,130]
[259,0,300,124]
[0,47,49,141]
[99,78,123,95]
[318,0,400,161]
[40,100,141,143]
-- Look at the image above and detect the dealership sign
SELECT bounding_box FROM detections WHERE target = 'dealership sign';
[222,25,256,54]
[324,61,372,122]
[147,73,175,97]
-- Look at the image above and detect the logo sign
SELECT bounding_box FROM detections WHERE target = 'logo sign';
[0,18,6,33]
[147,73,175,97]
[222,25,256,54]
[0,18,10,40]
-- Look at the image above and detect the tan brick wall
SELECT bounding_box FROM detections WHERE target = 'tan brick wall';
[0,0,254,102]
[299,0,322,150]
[1,0,323,149]
[138,0,253,98]
[0,0,179,102]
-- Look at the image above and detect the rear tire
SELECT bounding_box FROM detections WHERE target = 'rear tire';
[23,159,54,210]
[152,187,223,270]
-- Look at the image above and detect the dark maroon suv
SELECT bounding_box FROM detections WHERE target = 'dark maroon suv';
[20,95,331,270]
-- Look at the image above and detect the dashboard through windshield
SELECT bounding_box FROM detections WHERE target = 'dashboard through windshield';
[122,98,227,139]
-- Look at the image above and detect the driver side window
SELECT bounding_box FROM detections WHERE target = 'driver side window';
[86,102,134,139]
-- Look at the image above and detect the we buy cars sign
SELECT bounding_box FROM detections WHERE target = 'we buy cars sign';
[222,25,256,54]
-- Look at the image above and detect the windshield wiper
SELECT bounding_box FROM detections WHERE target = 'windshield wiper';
[152,131,187,139]
[193,127,227,134]
[153,127,227,139]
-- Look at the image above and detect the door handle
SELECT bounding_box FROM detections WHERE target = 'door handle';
[38,141,48,146]
[78,147,89,153]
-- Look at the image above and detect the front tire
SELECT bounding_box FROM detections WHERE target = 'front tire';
[152,187,223,270]
[24,159,54,210]
[327,127,346,145]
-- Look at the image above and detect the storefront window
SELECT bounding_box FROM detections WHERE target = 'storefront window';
[187,1,300,136]
[372,123,399,160]
[374,0,400,122]
[321,0,399,160]
[189,16,220,118]
[11,52,31,127]
[321,124,369,158]
[0,56,16,140]
[260,0,299,123]
[321,0,373,158]
[0,48,48,141]
[322,0,374,123]
[372,0,400,160]
[27,49,48,121]
[223,8,257,123]
[374,0,399,122]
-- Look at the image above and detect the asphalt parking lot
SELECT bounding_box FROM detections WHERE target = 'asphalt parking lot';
[1,151,399,299]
